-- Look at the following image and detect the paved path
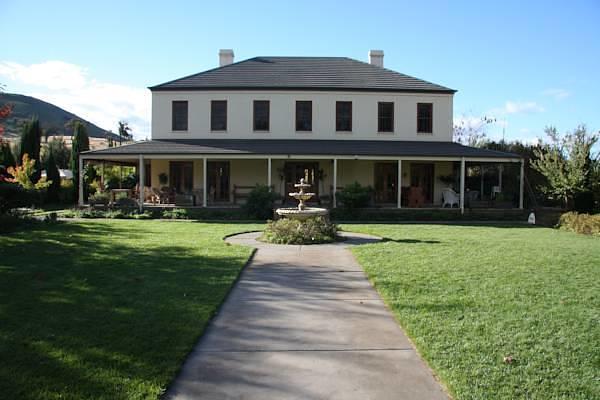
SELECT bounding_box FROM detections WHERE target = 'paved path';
[165,232,449,400]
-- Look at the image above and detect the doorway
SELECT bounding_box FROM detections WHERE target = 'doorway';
[284,162,319,201]
[410,163,435,203]
[207,161,230,202]
[374,162,398,204]
[169,161,193,193]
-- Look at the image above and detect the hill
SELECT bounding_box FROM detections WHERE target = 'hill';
[0,93,119,140]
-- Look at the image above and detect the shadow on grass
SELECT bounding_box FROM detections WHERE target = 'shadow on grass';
[0,221,251,399]
[380,238,441,244]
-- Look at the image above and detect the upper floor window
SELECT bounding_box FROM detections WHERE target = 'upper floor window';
[378,102,394,132]
[336,101,352,132]
[211,100,227,131]
[417,103,433,133]
[253,100,270,131]
[172,101,188,131]
[296,101,312,131]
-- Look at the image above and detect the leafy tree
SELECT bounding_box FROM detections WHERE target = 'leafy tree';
[453,115,495,147]
[70,121,90,201]
[46,150,61,202]
[531,125,598,208]
[42,136,70,169]
[118,121,131,145]
[18,117,42,183]
[0,141,15,169]
[6,154,50,190]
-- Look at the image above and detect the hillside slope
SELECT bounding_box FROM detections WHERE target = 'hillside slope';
[0,93,118,139]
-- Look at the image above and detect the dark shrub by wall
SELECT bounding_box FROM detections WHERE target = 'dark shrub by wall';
[242,184,280,220]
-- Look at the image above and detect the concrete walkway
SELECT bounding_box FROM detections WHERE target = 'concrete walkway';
[165,232,449,400]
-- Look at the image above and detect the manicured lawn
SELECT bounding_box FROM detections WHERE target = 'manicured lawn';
[0,220,261,400]
[345,224,599,400]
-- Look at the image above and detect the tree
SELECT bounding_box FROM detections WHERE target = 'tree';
[531,125,599,209]
[42,136,70,169]
[453,115,495,147]
[70,121,90,201]
[46,150,61,203]
[18,117,42,183]
[118,121,131,145]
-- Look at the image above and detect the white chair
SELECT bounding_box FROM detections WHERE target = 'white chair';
[442,188,459,208]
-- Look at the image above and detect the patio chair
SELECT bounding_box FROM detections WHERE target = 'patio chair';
[145,187,160,204]
[442,188,459,208]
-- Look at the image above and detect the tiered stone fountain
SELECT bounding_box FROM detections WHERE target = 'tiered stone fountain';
[275,178,329,220]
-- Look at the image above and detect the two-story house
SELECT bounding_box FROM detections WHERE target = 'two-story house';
[81,50,524,212]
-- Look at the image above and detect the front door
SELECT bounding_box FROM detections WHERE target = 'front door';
[284,162,319,201]
[169,161,193,193]
[410,163,434,203]
[207,161,230,202]
[374,163,398,204]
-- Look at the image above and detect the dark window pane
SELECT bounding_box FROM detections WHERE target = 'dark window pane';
[417,103,433,133]
[253,100,270,131]
[336,101,352,131]
[296,101,312,131]
[211,100,227,131]
[172,101,188,131]
[378,102,394,132]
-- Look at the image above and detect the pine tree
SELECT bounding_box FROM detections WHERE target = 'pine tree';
[0,140,15,169]
[70,121,90,202]
[18,117,42,182]
[46,150,61,203]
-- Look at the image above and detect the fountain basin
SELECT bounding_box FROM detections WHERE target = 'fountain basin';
[289,192,315,201]
[275,207,329,220]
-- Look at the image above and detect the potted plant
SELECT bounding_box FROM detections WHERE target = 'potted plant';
[438,174,457,191]
[158,172,168,189]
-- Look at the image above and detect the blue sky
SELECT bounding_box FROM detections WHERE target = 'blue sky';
[1,0,599,141]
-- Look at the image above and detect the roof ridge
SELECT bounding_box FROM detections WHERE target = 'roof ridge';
[149,56,456,93]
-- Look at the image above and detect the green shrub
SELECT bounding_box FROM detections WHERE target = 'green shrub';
[59,180,75,204]
[242,184,280,220]
[162,208,189,219]
[557,212,600,235]
[0,182,42,213]
[88,191,110,206]
[336,182,372,209]
[262,217,337,245]
[114,192,137,208]
[0,210,39,234]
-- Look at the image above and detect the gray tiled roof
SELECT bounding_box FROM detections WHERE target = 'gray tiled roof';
[150,57,455,93]
[83,139,519,159]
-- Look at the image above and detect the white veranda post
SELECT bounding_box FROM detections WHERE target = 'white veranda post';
[397,159,402,208]
[332,158,338,208]
[202,157,207,207]
[460,157,466,214]
[138,155,144,211]
[519,159,525,209]
[78,156,84,206]
[267,158,272,191]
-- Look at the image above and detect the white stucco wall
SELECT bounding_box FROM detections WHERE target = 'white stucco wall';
[151,90,453,142]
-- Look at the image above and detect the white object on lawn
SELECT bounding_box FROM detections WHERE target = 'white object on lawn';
[528,212,536,225]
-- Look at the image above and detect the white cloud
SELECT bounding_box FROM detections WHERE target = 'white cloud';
[487,100,545,117]
[0,60,150,139]
[542,88,571,100]
[503,101,545,114]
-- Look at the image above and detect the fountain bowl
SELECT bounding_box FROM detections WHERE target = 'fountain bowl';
[275,207,329,221]
[289,192,314,201]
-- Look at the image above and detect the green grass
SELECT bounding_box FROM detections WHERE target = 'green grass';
[0,219,261,400]
[344,224,600,400]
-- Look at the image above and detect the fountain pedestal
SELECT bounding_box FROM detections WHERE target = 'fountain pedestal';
[275,178,329,220]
